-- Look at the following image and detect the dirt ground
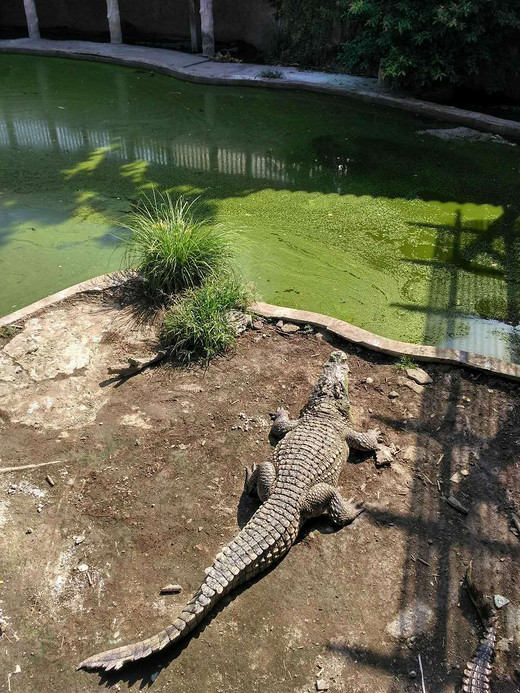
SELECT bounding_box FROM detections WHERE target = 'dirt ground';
[1,291,520,693]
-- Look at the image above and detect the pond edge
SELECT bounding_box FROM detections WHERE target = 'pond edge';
[2,274,519,382]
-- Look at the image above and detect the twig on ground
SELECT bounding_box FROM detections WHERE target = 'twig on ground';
[0,460,63,474]
[418,653,427,693]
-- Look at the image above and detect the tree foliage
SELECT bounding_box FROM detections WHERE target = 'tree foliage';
[339,1,520,92]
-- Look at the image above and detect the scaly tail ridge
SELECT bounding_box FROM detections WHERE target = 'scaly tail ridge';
[78,498,294,671]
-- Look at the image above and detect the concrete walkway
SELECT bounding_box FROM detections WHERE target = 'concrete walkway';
[1,38,520,138]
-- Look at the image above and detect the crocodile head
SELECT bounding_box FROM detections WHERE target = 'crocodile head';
[306,350,350,415]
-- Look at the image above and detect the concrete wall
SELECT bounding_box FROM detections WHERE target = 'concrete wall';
[35,0,110,42]
[0,0,28,39]
[0,0,275,52]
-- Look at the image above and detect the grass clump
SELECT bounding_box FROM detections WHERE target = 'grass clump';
[394,355,418,371]
[162,277,252,363]
[258,68,284,79]
[122,193,232,303]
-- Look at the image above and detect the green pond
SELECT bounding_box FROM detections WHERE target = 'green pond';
[1,54,519,361]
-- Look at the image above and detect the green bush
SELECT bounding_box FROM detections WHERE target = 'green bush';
[340,1,520,92]
[161,278,251,363]
[121,194,232,303]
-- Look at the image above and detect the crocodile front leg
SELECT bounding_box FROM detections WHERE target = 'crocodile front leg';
[346,427,395,466]
[302,483,364,526]
[244,461,276,502]
[270,408,299,440]
[345,427,381,451]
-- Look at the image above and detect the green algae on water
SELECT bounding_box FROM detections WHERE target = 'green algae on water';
[0,54,519,361]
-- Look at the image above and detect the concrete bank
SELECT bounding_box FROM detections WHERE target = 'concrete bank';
[2,275,519,382]
[1,38,520,138]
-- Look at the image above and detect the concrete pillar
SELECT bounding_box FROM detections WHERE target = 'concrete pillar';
[188,0,201,53]
[199,0,215,58]
[106,0,123,44]
[23,0,40,39]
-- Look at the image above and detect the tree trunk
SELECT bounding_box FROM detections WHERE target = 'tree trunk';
[23,0,40,39]
[188,0,201,53]
[106,0,123,44]
[199,0,215,58]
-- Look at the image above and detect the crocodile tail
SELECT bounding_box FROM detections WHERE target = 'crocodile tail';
[462,612,498,692]
[462,562,498,693]
[78,498,294,671]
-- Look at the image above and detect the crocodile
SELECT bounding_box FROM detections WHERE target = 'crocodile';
[79,350,392,672]
[462,563,509,692]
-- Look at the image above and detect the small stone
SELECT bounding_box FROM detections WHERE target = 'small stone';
[26,527,33,534]
[365,377,374,385]
[447,495,469,515]
[406,367,432,384]
[74,535,85,546]
[388,391,399,399]
[281,323,300,334]
[77,563,89,572]
[276,320,284,327]
[450,472,462,484]
[252,320,264,330]
[45,475,55,487]
[461,469,469,476]
[160,584,182,595]
[494,594,510,609]
[409,671,417,679]
[316,680,329,691]
[315,332,324,341]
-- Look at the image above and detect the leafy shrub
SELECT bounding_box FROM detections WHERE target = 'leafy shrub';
[161,278,252,363]
[121,194,232,303]
[340,1,520,93]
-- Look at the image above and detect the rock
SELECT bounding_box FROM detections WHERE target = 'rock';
[409,671,417,679]
[388,391,399,399]
[406,368,432,385]
[25,527,33,534]
[496,637,511,652]
[276,320,284,328]
[404,380,425,395]
[252,320,264,331]
[375,443,396,468]
[76,563,89,572]
[447,495,469,515]
[450,472,462,484]
[226,311,251,336]
[315,332,324,341]
[316,680,329,691]
[494,594,510,609]
[365,377,373,385]
[160,584,183,595]
[74,535,85,546]
[281,323,300,334]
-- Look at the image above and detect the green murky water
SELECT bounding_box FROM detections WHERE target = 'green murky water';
[1,55,519,361]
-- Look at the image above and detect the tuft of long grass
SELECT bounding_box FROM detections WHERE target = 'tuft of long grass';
[161,277,251,363]
[121,193,232,302]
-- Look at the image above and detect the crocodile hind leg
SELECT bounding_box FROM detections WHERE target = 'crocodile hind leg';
[244,461,276,501]
[302,483,364,526]
[270,408,298,440]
